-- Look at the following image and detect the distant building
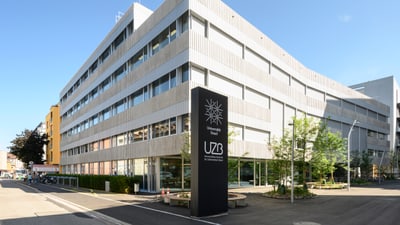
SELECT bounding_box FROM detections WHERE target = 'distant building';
[45,105,61,170]
[59,0,390,192]
[351,76,400,174]
[0,150,7,174]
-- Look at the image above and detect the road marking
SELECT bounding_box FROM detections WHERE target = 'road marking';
[91,193,222,225]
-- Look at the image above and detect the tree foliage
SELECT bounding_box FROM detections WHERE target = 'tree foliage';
[9,129,48,167]
[269,130,293,186]
[293,116,319,184]
[312,122,346,182]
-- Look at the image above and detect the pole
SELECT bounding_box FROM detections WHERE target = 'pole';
[289,121,295,204]
[347,120,358,191]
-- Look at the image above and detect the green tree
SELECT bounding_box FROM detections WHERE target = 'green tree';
[312,122,346,183]
[269,130,293,186]
[293,116,319,184]
[9,129,48,166]
[359,150,372,180]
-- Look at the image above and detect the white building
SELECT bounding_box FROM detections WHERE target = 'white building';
[59,0,390,192]
[351,76,399,174]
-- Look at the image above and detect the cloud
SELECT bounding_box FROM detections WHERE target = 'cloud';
[338,14,352,23]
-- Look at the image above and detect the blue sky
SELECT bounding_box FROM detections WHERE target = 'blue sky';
[1,0,400,150]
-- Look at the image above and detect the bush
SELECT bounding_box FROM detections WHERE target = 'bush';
[55,174,142,194]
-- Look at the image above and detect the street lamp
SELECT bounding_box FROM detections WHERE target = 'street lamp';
[347,120,359,191]
[288,121,295,204]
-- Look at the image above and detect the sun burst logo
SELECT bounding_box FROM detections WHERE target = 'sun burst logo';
[204,98,223,125]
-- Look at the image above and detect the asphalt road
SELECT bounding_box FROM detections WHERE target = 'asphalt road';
[1,178,400,225]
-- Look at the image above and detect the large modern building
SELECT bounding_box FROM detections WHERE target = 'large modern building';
[59,0,390,192]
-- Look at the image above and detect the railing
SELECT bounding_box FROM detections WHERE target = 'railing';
[50,176,79,189]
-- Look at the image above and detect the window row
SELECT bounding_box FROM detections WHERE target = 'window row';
[61,21,134,104]
[61,12,189,120]
[64,114,189,157]
[62,64,189,138]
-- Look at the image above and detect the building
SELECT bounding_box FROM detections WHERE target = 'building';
[0,150,7,175]
[351,76,400,175]
[59,0,390,192]
[45,104,61,169]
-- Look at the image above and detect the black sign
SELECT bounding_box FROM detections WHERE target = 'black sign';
[191,87,228,217]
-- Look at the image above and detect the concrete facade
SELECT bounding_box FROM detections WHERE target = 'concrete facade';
[59,0,390,192]
[351,76,400,173]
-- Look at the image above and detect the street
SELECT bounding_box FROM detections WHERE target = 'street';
[1,178,400,225]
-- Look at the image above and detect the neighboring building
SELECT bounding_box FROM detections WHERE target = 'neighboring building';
[59,0,390,192]
[7,152,25,178]
[0,150,7,175]
[351,76,400,175]
[45,104,61,169]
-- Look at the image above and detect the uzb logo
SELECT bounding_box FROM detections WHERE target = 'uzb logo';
[204,141,223,155]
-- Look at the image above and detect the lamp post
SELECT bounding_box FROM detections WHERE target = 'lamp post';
[289,121,295,204]
[347,120,358,191]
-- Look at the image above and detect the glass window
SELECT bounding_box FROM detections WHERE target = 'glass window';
[101,77,111,92]
[117,134,127,146]
[170,22,177,41]
[133,127,144,142]
[90,87,98,100]
[180,11,189,33]
[92,114,99,126]
[89,60,98,73]
[170,70,176,88]
[100,46,111,63]
[132,89,144,106]
[115,100,125,114]
[129,47,147,70]
[170,117,177,135]
[182,114,189,132]
[127,21,134,36]
[113,30,125,50]
[181,63,189,82]
[114,65,126,82]
[102,107,111,120]
[160,157,182,190]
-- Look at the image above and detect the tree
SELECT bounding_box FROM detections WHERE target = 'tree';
[269,130,293,187]
[312,122,346,183]
[359,150,372,180]
[9,129,48,166]
[293,116,319,184]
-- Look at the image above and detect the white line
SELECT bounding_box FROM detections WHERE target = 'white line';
[21,181,221,225]
[130,204,221,225]
[17,182,130,225]
[86,193,221,225]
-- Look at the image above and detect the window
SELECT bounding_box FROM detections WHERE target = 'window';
[181,63,189,82]
[129,47,147,70]
[113,65,126,82]
[113,30,125,50]
[102,107,111,121]
[180,11,189,33]
[101,77,111,92]
[131,88,144,106]
[170,22,177,41]
[152,74,170,97]
[152,119,169,138]
[170,117,177,135]
[182,114,189,132]
[115,100,126,114]
[90,87,98,100]
[89,60,98,73]
[100,46,111,63]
